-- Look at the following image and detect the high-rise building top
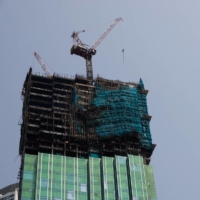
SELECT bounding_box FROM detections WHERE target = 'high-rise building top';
[19,68,155,159]
[18,68,157,200]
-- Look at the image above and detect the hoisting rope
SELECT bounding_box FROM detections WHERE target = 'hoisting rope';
[122,49,125,64]
[120,21,125,64]
[80,19,114,33]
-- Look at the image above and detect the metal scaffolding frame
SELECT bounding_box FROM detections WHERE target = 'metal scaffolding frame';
[19,68,155,159]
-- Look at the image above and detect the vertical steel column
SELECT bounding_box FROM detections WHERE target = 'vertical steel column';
[86,57,93,85]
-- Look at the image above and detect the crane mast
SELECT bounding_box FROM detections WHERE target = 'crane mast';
[71,17,123,84]
[34,52,52,77]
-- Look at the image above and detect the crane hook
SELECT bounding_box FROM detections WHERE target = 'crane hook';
[122,49,124,64]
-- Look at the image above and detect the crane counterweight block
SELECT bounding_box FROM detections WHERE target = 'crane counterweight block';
[71,45,96,60]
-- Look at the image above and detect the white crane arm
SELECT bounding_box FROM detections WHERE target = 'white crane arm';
[91,17,123,49]
[34,52,52,77]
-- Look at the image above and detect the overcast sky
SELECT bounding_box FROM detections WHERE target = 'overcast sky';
[1,0,200,199]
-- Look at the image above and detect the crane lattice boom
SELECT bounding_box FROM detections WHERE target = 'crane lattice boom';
[34,52,52,77]
[91,17,123,49]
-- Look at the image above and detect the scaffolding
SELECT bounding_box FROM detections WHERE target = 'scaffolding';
[19,68,155,162]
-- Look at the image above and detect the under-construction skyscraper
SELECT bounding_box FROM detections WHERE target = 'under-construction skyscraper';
[18,68,157,200]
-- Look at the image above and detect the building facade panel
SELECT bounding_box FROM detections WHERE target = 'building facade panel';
[20,153,157,200]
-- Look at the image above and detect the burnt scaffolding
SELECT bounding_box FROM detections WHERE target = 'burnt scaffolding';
[19,68,155,159]
[18,68,155,183]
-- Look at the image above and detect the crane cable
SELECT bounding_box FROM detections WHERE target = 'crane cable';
[79,19,115,33]
[120,21,125,64]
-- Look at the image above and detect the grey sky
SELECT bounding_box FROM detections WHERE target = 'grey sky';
[1,0,200,199]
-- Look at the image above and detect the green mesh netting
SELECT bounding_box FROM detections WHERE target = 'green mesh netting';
[73,79,152,148]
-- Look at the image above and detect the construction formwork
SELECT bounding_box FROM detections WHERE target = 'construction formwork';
[20,153,157,200]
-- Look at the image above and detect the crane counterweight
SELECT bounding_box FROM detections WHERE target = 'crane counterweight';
[71,45,96,60]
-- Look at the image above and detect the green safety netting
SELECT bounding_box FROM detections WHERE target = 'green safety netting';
[73,79,152,148]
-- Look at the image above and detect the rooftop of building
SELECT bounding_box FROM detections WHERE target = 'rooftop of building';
[0,183,18,196]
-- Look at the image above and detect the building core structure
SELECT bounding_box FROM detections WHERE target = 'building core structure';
[18,68,157,200]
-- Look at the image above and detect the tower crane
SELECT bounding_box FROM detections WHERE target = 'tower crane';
[71,17,123,83]
[34,52,52,77]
